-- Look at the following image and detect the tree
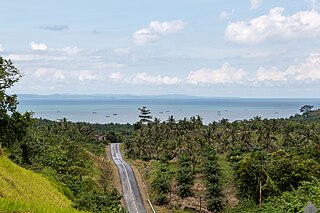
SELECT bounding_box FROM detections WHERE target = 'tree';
[177,152,194,198]
[0,56,22,113]
[0,56,31,149]
[300,105,314,117]
[138,106,152,124]
[204,146,223,212]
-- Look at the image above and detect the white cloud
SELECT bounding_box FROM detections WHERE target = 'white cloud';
[54,72,65,80]
[78,71,99,81]
[7,54,44,61]
[33,68,101,82]
[31,41,48,51]
[256,67,288,81]
[219,10,234,19]
[33,68,65,80]
[225,7,320,43]
[131,72,182,85]
[0,44,4,52]
[309,0,319,9]
[187,63,247,85]
[33,68,50,78]
[133,20,186,45]
[287,52,320,81]
[250,0,262,10]
[109,72,122,81]
[255,53,320,82]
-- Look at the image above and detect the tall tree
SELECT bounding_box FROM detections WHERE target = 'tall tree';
[300,105,314,118]
[177,152,194,198]
[0,56,22,113]
[138,106,153,124]
[0,56,31,149]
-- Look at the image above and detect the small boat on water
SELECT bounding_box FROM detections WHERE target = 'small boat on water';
[113,113,118,116]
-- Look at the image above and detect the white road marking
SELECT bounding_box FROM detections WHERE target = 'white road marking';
[112,143,139,213]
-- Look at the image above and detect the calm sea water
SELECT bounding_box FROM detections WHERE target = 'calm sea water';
[17,98,320,124]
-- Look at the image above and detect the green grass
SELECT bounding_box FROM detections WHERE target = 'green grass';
[0,155,85,212]
[217,154,239,208]
[217,154,236,189]
[0,198,87,213]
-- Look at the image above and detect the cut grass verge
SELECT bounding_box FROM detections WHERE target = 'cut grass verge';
[0,155,85,212]
[0,198,87,213]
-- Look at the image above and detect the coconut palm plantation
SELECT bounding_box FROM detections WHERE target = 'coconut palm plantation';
[1,55,320,212]
[2,0,320,212]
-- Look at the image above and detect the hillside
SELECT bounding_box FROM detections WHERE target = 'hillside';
[0,154,84,212]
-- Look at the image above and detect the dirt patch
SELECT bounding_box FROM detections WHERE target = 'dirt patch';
[169,178,211,213]
[222,187,239,208]
[129,160,212,213]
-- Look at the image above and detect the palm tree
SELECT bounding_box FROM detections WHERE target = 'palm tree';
[240,123,252,151]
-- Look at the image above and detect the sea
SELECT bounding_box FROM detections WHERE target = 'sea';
[17,96,320,124]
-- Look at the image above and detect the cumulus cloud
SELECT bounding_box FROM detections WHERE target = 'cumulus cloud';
[131,72,182,85]
[33,68,102,82]
[225,7,320,43]
[256,67,288,81]
[33,68,65,80]
[250,0,262,10]
[287,53,320,81]
[255,53,320,82]
[31,41,48,51]
[109,72,122,81]
[133,20,186,45]
[219,10,234,19]
[187,63,247,85]
[54,72,65,80]
[0,44,3,52]
[41,24,69,31]
[78,71,99,81]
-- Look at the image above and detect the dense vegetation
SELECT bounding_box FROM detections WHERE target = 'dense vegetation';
[1,55,130,212]
[2,55,320,212]
[125,107,320,212]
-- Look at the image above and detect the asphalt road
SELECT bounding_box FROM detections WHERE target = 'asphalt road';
[110,143,147,213]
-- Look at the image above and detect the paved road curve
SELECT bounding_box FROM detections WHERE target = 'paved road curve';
[110,143,147,213]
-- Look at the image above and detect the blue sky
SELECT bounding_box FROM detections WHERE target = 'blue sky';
[1,0,320,97]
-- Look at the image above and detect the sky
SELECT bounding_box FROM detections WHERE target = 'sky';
[1,0,320,97]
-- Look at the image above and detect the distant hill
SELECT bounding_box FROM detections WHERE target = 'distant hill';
[17,93,235,100]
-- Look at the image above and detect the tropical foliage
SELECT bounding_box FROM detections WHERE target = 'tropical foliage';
[125,107,320,212]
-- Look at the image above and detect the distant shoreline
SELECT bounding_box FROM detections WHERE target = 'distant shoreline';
[16,97,320,125]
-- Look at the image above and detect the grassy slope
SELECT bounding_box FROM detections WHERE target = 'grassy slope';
[0,155,84,213]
